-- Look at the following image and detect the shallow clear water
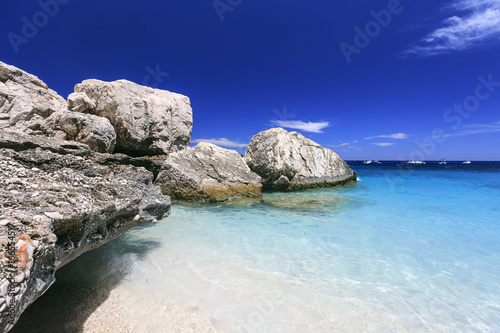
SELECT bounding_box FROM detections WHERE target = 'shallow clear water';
[15,162,500,332]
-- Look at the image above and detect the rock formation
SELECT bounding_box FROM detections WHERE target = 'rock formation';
[41,111,116,153]
[73,79,193,156]
[0,61,65,135]
[156,142,262,202]
[0,62,175,332]
[245,128,357,190]
[0,133,170,332]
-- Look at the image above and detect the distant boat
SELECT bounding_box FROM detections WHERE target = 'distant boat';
[363,160,372,164]
[463,161,471,164]
[439,159,447,165]
[408,160,426,165]
[374,160,382,164]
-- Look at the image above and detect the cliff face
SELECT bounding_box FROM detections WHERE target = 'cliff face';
[245,128,357,191]
[0,62,174,332]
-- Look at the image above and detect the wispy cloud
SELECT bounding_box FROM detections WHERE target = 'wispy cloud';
[328,140,359,148]
[406,0,500,56]
[443,121,500,137]
[192,138,249,148]
[271,120,330,133]
[329,142,351,148]
[372,143,395,147]
[365,133,408,140]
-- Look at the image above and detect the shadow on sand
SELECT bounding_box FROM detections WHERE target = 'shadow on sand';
[11,234,161,333]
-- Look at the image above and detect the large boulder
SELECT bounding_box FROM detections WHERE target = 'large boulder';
[0,133,171,332]
[0,61,66,134]
[41,110,116,153]
[245,128,357,190]
[155,142,262,202]
[73,79,193,156]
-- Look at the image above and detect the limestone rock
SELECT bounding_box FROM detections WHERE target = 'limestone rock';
[155,142,262,202]
[67,92,95,112]
[73,79,193,156]
[245,128,357,190]
[0,61,65,134]
[0,133,171,332]
[41,110,116,153]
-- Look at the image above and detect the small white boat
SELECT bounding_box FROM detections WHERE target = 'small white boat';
[463,161,471,164]
[408,160,426,165]
[363,160,372,164]
[439,159,447,165]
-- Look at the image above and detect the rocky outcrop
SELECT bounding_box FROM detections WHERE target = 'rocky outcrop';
[41,111,116,153]
[0,133,171,332]
[0,61,65,135]
[67,92,95,113]
[155,142,262,202]
[73,79,193,156]
[245,128,357,190]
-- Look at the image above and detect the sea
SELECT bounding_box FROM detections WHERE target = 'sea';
[13,161,500,332]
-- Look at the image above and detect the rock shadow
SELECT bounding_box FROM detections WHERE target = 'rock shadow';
[11,235,161,333]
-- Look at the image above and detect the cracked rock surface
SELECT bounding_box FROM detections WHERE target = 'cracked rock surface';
[245,127,357,190]
[0,61,66,135]
[156,142,262,202]
[74,79,193,156]
[0,133,170,332]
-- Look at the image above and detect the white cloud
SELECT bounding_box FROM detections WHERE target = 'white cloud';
[271,120,330,133]
[372,143,395,147]
[443,121,500,137]
[191,138,248,148]
[365,133,408,140]
[328,139,360,148]
[406,0,500,56]
[329,142,351,148]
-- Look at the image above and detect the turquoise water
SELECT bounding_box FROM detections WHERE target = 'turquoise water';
[14,162,500,332]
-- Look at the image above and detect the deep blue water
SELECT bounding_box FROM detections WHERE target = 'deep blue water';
[16,161,500,332]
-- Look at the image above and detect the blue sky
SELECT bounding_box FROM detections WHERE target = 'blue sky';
[1,0,499,160]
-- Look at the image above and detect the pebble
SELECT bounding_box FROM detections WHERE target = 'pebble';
[44,212,64,220]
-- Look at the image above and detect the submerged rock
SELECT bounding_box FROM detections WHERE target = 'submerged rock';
[0,133,170,332]
[156,142,262,202]
[245,128,357,190]
[73,79,193,156]
[0,61,66,135]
